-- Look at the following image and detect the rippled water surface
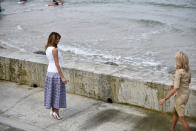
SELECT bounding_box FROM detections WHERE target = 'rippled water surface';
[0,0,196,87]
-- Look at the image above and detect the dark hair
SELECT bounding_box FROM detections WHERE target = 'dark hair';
[45,32,61,51]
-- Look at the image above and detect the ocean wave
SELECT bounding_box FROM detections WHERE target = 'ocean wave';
[1,6,46,16]
[59,45,117,60]
[59,45,166,72]
[64,0,131,5]
[54,0,196,9]
[145,2,196,9]
[0,40,26,52]
[134,19,165,27]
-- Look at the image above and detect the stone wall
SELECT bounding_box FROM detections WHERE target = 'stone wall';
[0,50,195,118]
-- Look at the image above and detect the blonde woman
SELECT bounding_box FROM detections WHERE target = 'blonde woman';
[160,52,191,131]
[44,32,67,120]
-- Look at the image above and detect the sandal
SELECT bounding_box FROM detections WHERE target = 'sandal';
[52,112,61,120]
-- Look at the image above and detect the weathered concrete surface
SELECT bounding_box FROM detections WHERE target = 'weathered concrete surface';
[0,81,196,131]
[0,48,196,118]
[0,122,24,131]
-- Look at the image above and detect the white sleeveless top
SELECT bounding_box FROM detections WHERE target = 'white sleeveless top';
[46,47,62,73]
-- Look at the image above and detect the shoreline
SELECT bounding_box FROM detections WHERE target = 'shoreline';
[0,47,196,118]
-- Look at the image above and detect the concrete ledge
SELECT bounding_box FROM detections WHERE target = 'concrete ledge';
[0,49,196,118]
[1,81,195,131]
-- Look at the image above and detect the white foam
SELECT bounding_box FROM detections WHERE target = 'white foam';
[17,1,25,4]
[59,45,166,71]
[60,45,107,58]
[0,40,26,52]
[17,25,23,30]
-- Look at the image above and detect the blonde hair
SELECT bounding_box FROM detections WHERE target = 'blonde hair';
[45,32,61,51]
[175,51,190,72]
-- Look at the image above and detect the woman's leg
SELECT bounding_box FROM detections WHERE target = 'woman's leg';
[48,2,55,6]
[170,107,179,131]
[58,0,64,5]
[179,116,190,131]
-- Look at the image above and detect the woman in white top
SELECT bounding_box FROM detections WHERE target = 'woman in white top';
[44,32,67,120]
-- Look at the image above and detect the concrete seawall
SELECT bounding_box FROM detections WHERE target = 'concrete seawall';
[0,49,196,118]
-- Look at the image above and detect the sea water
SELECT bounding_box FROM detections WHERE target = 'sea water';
[0,0,196,88]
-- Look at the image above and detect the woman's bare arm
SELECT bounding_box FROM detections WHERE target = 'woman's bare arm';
[52,48,67,84]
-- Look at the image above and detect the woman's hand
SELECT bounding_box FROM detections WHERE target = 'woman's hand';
[159,98,166,105]
[160,88,178,105]
[61,77,67,84]
[170,85,174,90]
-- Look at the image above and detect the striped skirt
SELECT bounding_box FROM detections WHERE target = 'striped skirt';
[44,72,66,109]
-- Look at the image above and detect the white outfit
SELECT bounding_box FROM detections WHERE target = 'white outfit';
[46,47,62,72]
